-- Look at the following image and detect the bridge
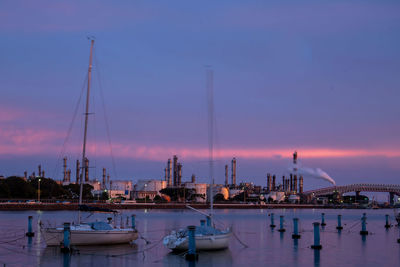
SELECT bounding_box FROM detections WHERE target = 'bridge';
[303,183,400,204]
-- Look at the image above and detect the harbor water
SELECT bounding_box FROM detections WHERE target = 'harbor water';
[0,209,399,266]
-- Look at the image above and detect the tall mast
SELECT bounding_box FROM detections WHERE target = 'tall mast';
[207,67,214,217]
[79,39,95,207]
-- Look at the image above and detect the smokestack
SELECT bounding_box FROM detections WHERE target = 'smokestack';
[281,175,285,191]
[225,165,229,186]
[290,174,293,192]
[299,176,304,194]
[272,175,276,191]
[231,158,237,186]
[167,158,172,187]
[191,174,196,183]
[267,173,271,191]
[293,151,298,171]
[76,160,80,184]
[107,174,110,187]
[177,163,182,186]
[63,157,67,181]
[38,164,42,177]
[42,170,46,178]
[102,168,106,189]
[24,171,27,180]
[164,167,167,181]
[84,157,89,182]
[286,179,289,193]
[294,175,298,193]
[173,155,178,186]
[66,170,70,182]
[32,172,35,178]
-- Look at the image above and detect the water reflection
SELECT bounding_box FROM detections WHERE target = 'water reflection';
[163,249,232,267]
[313,250,320,267]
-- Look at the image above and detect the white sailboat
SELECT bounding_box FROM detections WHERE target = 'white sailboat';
[42,39,138,246]
[163,68,231,251]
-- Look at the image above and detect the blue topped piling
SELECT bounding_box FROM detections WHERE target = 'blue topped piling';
[206,216,211,227]
[61,223,71,253]
[131,214,136,230]
[270,213,276,228]
[336,214,343,230]
[292,218,301,239]
[360,213,368,235]
[321,213,326,226]
[185,226,198,261]
[385,214,391,228]
[200,219,206,226]
[311,222,322,249]
[278,215,285,232]
[26,216,34,237]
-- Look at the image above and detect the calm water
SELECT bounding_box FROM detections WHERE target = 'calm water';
[0,209,399,267]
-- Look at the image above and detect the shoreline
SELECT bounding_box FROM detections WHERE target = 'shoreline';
[0,203,389,211]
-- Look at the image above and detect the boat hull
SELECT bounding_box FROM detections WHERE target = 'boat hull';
[165,232,231,251]
[43,228,138,246]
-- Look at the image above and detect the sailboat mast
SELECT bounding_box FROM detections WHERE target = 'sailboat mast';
[207,68,214,217]
[79,39,95,206]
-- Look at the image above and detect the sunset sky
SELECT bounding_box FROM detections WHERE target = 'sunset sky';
[1,0,400,190]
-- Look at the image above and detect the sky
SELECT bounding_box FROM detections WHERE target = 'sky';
[1,0,400,192]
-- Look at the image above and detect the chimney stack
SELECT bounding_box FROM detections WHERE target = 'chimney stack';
[299,176,304,194]
[272,175,276,191]
[63,157,67,181]
[281,175,285,191]
[231,158,237,186]
[164,167,167,181]
[42,170,46,178]
[24,171,27,180]
[76,160,80,184]
[294,175,298,194]
[107,174,110,186]
[290,174,293,192]
[173,155,178,186]
[177,163,182,186]
[38,164,42,177]
[66,170,70,182]
[102,168,106,189]
[225,165,229,186]
[167,158,172,187]
[191,174,196,183]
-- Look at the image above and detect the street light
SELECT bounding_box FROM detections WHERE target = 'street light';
[38,178,41,203]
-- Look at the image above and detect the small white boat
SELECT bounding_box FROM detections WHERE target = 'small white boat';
[163,226,231,251]
[42,39,138,247]
[43,222,138,246]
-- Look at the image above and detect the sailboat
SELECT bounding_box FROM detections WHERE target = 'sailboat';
[163,68,231,251]
[42,39,138,246]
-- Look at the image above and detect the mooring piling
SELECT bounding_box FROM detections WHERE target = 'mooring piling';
[321,213,326,226]
[185,226,198,261]
[360,213,368,235]
[292,218,301,239]
[336,214,343,230]
[270,213,276,228]
[61,222,71,253]
[278,215,285,232]
[26,216,34,237]
[385,214,391,229]
[311,222,322,249]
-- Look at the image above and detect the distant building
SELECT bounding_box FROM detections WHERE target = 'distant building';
[133,180,167,200]
[109,180,133,199]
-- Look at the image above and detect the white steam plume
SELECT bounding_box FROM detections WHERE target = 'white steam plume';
[290,164,336,185]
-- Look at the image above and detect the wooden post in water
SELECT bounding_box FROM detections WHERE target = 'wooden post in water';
[61,223,71,253]
[270,213,276,228]
[311,222,322,249]
[336,214,343,230]
[185,226,198,261]
[278,215,285,232]
[292,218,301,239]
[360,213,368,235]
[26,216,34,237]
